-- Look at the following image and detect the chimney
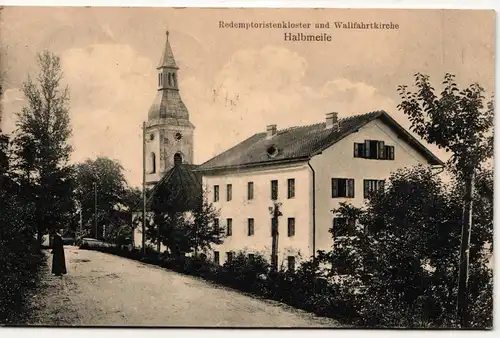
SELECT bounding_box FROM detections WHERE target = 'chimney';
[325,112,338,129]
[266,124,277,138]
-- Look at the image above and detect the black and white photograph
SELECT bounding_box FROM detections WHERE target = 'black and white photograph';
[0,4,495,330]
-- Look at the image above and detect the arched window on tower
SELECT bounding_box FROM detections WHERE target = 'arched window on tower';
[168,73,172,87]
[158,73,161,87]
[150,152,156,173]
[174,153,182,166]
[172,73,177,88]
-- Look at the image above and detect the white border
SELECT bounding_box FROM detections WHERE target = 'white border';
[0,1,498,338]
[0,0,496,8]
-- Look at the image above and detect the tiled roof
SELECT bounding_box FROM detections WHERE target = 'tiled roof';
[133,164,202,213]
[196,110,443,172]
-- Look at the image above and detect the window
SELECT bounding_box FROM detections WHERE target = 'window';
[287,256,296,271]
[158,73,161,87]
[168,73,172,86]
[287,218,295,237]
[226,184,232,201]
[214,218,219,232]
[332,178,355,198]
[247,182,254,200]
[226,218,232,236]
[214,251,220,265]
[248,253,255,261]
[174,153,182,165]
[271,180,278,200]
[226,251,233,263]
[385,145,395,160]
[333,217,356,237]
[354,140,395,160]
[353,143,364,158]
[214,185,219,202]
[172,73,177,87]
[150,152,156,174]
[248,218,254,236]
[364,179,385,198]
[287,178,295,199]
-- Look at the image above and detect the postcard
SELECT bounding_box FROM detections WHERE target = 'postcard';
[0,6,494,329]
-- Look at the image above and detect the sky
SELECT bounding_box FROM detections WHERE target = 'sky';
[0,7,495,187]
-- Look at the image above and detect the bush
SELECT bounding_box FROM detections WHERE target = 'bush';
[0,186,45,324]
[220,252,270,293]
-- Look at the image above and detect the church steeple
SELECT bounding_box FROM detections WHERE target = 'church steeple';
[156,31,179,92]
[148,31,190,121]
[145,31,195,186]
[157,31,178,69]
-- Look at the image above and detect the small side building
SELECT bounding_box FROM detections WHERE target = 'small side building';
[132,163,202,252]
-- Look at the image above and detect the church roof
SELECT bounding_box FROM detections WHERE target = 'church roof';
[134,164,202,213]
[157,31,178,69]
[147,90,192,123]
[196,110,443,172]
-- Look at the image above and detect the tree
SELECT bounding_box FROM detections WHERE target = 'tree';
[146,190,225,258]
[12,51,74,246]
[397,73,493,327]
[326,165,492,328]
[0,129,43,323]
[191,195,225,255]
[74,157,128,239]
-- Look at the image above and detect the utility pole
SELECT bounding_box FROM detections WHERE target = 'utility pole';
[457,166,475,328]
[94,181,98,239]
[156,223,161,253]
[142,121,147,255]
[79,208,83,234]
[269,202,282,272]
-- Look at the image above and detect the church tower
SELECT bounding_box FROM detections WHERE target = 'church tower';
[145,31,195,186]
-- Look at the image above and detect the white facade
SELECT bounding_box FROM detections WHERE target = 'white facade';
[204,162,312,268]
[202,118,434,267]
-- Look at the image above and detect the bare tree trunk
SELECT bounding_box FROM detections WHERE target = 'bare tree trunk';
[457,166,475,328]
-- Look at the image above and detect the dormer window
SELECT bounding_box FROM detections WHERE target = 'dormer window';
[267,145,279,158]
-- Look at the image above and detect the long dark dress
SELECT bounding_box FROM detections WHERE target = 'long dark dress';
[52,234,67,275]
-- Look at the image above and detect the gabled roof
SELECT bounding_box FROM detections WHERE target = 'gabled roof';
[133,164,202,213]
[195,111,443,172]
[157,31,178,69]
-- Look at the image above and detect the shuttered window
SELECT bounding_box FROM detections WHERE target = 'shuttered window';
[354,140,395,160]
[333,217,356,237]
[332,178,355,198]
[287,218,295,237]
[214,185,219,202]
[363,179,386,198]
[247,182,254,200]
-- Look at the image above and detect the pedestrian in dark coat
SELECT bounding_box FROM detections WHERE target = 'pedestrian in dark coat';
[52,232,67,276]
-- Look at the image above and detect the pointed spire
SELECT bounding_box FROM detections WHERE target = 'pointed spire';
[157,30,178,69]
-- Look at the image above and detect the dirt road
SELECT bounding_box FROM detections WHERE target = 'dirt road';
[29,246,339,327]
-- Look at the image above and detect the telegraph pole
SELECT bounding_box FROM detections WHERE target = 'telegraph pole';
[269,202,282,272]
[142,121,147,255]
[457,166,475,328]
[79,208,83,233]
[94,182,98,239]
